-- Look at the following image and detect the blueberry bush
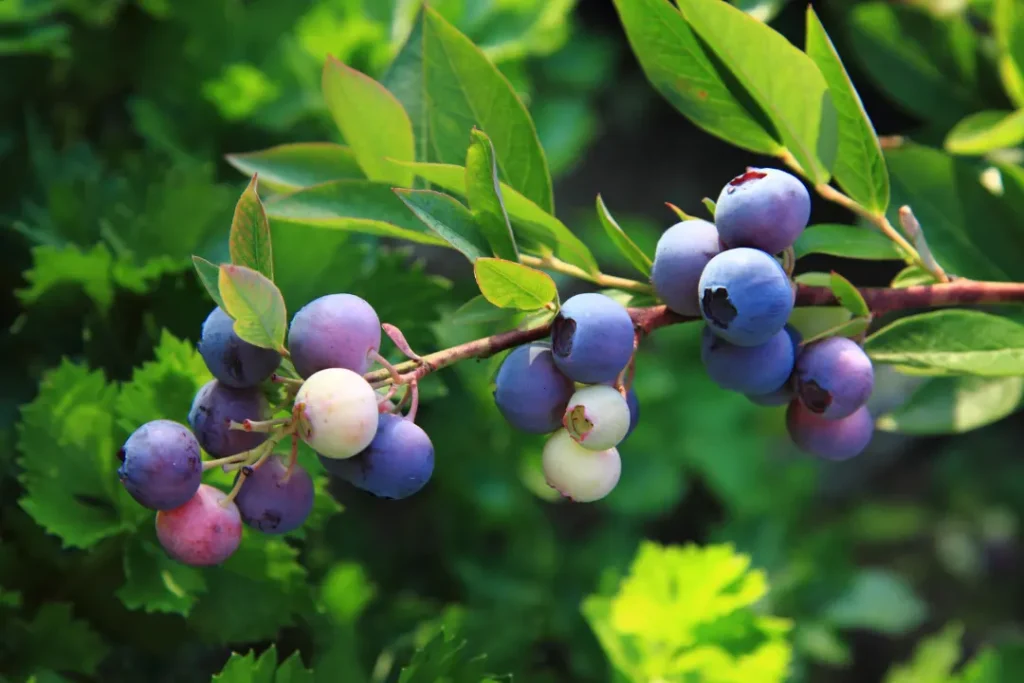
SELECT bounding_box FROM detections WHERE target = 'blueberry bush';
[6,0,1024,681]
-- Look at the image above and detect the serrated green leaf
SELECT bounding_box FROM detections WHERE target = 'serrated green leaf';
[193,255,228,310]
[395,189,490,262]
[829,272,870,317]
[675,0,837,183]
[229,174,274,281]
[225,143,364,193]
[322,56,414,187]
[397,628,493,683]
[17,243,115,310]
[805,8,889,212]
[218,265,288,352]
[824,569,927,635]
[212,647,277,683]
[609,0,781,156]
[465,129,518,261]
[473,258,557,310]
[117,537,207,616]
[383,7,553,212]
[794,224,903,261]
[876,374,1024,435]
[596,194,652,277]
[884,624,963,683]
[945,110,1024,155]
[865,310,1024,376]
[20,604,109,676]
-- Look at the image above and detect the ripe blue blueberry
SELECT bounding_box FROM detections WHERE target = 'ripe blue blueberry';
[699,247,794,346]
[746,324,802,406]
[715,168,811,254]
[156,484,242,566]
[794,336,874,420]
[320,413,434,500]
[786,401,873,461]
[234,456,314,534]
[551,293,635,383]
[701,326,795,395]
[199,307,281,389]
[650,219,722,316]
[288,293,381,378]
[494,342,575,434]
[188,380,269,457]
[118,419,202,511]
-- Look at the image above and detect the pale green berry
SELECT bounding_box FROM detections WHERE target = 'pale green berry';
[542,429,621,503]
[563,384,631,451]
[295,368,378,459]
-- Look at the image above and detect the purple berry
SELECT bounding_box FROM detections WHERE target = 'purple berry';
[786,401,873,461]
[118,420,202,510]
[794,337,874,420]
[746,324,802,405]
[715,168,811,254]
[551,293,635,383]
[288,293,381,378]
[650,219,722,316]
[494,342,575,434]
[625,387,640,438]
[155,484,242,566]
[699,247,794,346]
[188,380,269,457]
[320,413,434,500]
[234,456,314,534]
[701,326,795,395]
[199,307,281,388]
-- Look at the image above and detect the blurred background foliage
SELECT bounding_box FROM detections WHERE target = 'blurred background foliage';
[3,0,1024,681]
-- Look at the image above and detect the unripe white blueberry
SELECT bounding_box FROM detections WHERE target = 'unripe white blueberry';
[295,368,379,459]
[542,429,621,503]
[563,384,631,450]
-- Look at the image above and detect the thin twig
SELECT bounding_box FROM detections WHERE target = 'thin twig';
[520,254,654,295]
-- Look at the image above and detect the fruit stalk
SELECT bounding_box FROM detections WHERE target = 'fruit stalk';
[519,254,655,294]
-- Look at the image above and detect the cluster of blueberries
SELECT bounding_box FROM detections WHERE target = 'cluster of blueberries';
[117,294,434,567]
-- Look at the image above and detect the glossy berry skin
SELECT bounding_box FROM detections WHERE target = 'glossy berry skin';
[188,380,269,457]
[295,368,379,459]
[699,247,794,346]
[715,168,811,254]
[542,429,621,503]
[320,413,434,500]
[701,326,795,395]
[118,420,202,511]
[551,293,635,383]
[494,342,575,434]
[199,307,281,389]
[786,401,873,461]
[563,384,631,450]
[746,324,802,406]
[156,484,242,566]
[794,337,874,420]
[650,219,722,316]
[288,294,381,378]
[234,456,314,534]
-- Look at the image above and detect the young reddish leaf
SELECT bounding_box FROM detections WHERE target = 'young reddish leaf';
[382,323,422,362]
[217,264,288,353]
[229,175,274,281]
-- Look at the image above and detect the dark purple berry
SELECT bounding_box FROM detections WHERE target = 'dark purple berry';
[794,337,874,420]
[199,307,281,388]
[288,293,381,378]
[118,420,202,511]
[494,342,575,434]
[188,380,269,457]
[786,401,873,460]
[234,456,314,534]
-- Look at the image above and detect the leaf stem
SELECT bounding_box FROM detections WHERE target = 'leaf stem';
[812,182,921,265]
[519,254,654,295]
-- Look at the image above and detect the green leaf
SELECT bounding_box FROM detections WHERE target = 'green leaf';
[192,256,228,310]
[944,110,1024,155]
[824,569,927,635]
[702,197,717,218]
[884,623,963,683]
[17,243,116,311]
[876,374,1024,435]
[319,562,376,626]
[890,265,937,288]
[322,56,414,187]
[609,0,781,156]
[473,258,557,310]
[465,129,518,261]
[225,143,364,193]
[994,0,1024,108]
[803,316,872,345]
[218,265,288,352]
[117,537,207,616]
[829,272,869,317]
[20,604,109,676]
[212,645,314,683]
[383,7,554,212]
[794,224,903,261]
[805,8,889,212]
[865,310,1024,377]
[674,0,837,183]
[394,189,491,262]
[229,174,274,281]
[596,194,653,277]
[397,628,493,683]
[391,160,598,273]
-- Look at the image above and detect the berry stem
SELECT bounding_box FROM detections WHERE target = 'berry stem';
[271,374,304,387]
[228,417,291,433]
[202,453,251,471]
[519,254,654,295]
[405,381,421,423]
[370,351,406,385]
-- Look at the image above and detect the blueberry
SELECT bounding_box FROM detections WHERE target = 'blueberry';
[188,380,269,457]
[650,219,722,316]
[745,324,802,405]
[794,336,874,420]
[288,293,381,378]
[494,342,575,434]
[542,429,620,503]
[551,293,635,383]
[715,168,811,254]
[118,420,202,510]
[699,247,794,346]
[786,401,873,461]
[234,456,314,534]
[199,307,281,388]
[155,484,242,566]
[320,413,434,500]
[701,326,795,395]
[295,368,379,460]
[563,384,631,450]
